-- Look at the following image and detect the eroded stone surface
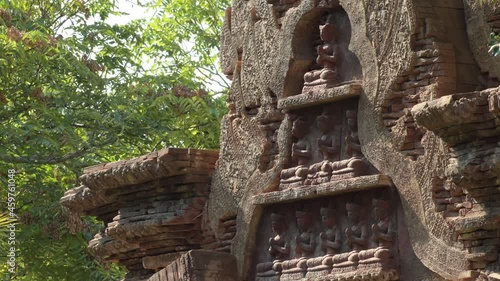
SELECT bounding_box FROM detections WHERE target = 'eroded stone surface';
[61,148,228,281]
[463,1,500,82]
[146,250,238,281]
[211,0,500,280]
[62,0,500,280]
[413,86,500,273]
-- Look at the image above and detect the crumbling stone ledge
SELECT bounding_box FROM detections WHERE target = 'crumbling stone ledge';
[253,175,393,205]
[278,82,362,111]
[61,148,219,281]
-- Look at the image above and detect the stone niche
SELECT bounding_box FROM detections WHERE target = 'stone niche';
[283,6,362,100]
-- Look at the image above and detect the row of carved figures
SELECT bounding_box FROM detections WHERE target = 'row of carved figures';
[280,108,368,189]
[256,198,397,277]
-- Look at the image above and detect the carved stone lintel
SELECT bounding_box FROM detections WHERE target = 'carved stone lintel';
[278,83,362,110]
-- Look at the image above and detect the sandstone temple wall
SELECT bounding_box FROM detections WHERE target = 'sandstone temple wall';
[62,1,500,280]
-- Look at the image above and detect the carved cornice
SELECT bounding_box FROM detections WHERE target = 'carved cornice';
[412,87,500,146]
[254,174,393,205]
[278,82,362,110]
[60,148,219,281]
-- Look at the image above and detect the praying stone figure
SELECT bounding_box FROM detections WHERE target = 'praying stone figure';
[345,109,363,159]
[319,207,342,255]
[303,15,339,89]
[330,109,367,180]
[345,202,369,251]
[280,117,312,189]
[307,109,339,185]
[307,206,341,276]
[317,109,340,161]
[358,198,396,270]
[295,210,315,259]
[282,210,314,276]
[256,213,290,277]
[269,213,290,261]
[332,202,368,272]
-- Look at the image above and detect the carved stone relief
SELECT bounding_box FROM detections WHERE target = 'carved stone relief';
[267,0,301,27]
[214,0,500,280]
[279,100,374,190]
[282,7,362,99]
[463,1,500,81]
[61,0,500,280]
[254,188,399,281]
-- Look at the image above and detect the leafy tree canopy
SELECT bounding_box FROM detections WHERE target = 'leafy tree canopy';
[0,0,229,279]
[490,32,500,57]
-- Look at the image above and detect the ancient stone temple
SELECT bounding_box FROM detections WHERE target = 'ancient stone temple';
[61,0,500,280]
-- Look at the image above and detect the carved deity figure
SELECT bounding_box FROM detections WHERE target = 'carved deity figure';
[330,109,367,179]
[319,207,341,255]
[345,109,362,158]
[307,207,341,273]
[269,213,290,261]
[344,202,368,251]
[359,198,396,269]
[303,15,339,88]
[317,109,339,161]
[280,117,311,188]
[257,213,290,276]
[295,210,315,259]
[332,202,368,271]
[371,199,395,249]
[282,210,314,274]
[307,109,339,185]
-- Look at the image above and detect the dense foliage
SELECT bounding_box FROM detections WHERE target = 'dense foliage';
[490,32,500,57]
[0,0,229,279]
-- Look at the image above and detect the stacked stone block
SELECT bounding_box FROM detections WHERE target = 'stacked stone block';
[61,148,218,281]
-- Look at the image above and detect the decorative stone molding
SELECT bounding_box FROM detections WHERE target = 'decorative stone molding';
[61,148,221,281]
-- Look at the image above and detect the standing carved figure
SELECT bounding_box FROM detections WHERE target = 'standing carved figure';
[303,15,339,88]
